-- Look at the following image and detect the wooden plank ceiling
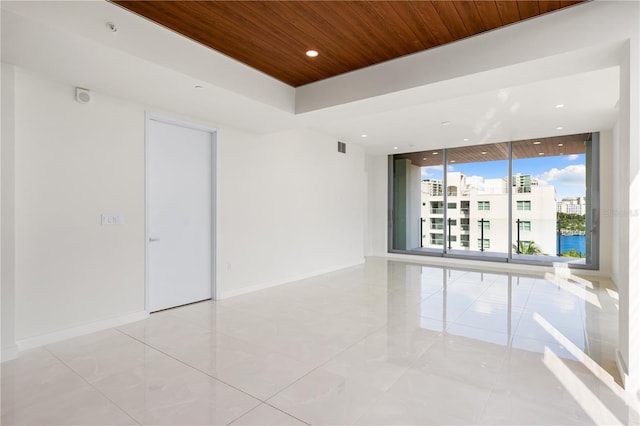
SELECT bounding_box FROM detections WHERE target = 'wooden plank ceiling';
[397,133,591,167]
[111,1,584,87]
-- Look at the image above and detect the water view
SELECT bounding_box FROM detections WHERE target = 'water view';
[558,234,586,257]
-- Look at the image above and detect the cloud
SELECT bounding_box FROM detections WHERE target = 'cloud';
[538,164,585,186]
[421,165,443,179]
[421,165,457,180]
[567,154,579,161]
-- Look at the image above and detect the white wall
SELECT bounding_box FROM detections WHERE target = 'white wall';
[614,32,640,392]
[1,63,18,360]
[3,66,367,348]
[599,130,614,275]
[365,154,388,257]
[216,126,366,298]
[12,68,147,342]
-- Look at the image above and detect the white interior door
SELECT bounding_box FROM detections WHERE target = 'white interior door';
[147,118,213,312]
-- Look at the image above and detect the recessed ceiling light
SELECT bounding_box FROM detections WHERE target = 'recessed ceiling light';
[306,50,319,57]
[557,143,564,147]
[560,152,564,155]
[422,157,427,160]
[450,160,456,163]
[440,121,451,126]
[481,151,488,155]
[556,126,564,130]
[393,146,399,150]
[533,141,541,145]
[538,152,545,156]
[555,104,565,108]
[432,151,439,155]
[361,134,367,138]
[463,138,469,142]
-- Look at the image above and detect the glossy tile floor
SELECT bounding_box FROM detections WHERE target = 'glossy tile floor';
[3,258,639,425]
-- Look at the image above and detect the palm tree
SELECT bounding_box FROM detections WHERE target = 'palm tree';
[560,248,585,258]
[513,240,546,255]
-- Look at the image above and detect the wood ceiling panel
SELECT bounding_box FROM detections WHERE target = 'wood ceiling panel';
[495,1,524,25]
[396,134,591,168]
[112,0,585,87]
[447,142,511,164]
[410,2,454,46]
[511,134,590,159]
[539,0,561,14]
[517,1,542,20]
[474,1,505,29]
[390,3,440,50]
[345,3,409,59]
[431,1,471,40]
[453,1,487,35]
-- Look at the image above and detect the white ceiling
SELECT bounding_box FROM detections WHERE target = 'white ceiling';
[1,1,621,155]
[314,67,619,154]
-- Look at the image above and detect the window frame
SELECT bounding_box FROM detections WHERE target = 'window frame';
[517,200,532,211]
[387,134,600,270]
[478,201,490,211]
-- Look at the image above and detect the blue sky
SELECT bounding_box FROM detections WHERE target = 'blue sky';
[421,154,586,200]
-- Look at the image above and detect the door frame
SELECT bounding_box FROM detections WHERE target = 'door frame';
[144,112,219,313]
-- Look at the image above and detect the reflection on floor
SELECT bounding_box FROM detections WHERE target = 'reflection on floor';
[2,258,638,425]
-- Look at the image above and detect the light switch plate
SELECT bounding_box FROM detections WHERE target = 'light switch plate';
[101,214,125,225]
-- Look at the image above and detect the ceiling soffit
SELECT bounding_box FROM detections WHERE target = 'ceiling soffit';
[111,1,584,87]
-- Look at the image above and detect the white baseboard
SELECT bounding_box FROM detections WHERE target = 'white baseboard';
[616,349,629,390]
[218,259,365,300]
[1,344,19,362]
[609,272,619,290]
[15,311,149,353]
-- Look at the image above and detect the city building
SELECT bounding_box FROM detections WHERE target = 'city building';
[557,196,588,215]
[512,173,539,193]
[421,174,556,255]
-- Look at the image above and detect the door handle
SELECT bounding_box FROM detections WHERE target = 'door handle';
[149,237,160,242]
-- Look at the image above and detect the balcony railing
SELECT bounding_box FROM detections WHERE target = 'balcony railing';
[460,208,470,215]
[431,225,444,230]
[430,208,444,214]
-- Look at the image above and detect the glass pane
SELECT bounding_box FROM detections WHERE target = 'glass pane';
[392,150,444,253]
[444,143,509,257]
[420,150,445,252]
[511,134,592,265]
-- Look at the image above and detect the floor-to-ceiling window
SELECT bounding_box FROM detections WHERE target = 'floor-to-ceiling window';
[389,133,599,269]
[511,134,597,265]
[445,143,510,259]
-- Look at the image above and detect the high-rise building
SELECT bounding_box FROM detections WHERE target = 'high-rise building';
[421,173,556,255]
[511,173,539,193]
[557,196,587,215]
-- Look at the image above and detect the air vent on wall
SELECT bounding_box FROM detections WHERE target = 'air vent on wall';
[338,141,346,154]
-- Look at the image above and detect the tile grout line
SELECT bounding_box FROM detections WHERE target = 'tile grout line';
[223,402,311,426]
[113,326,316,424]
[42,346,142,426]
